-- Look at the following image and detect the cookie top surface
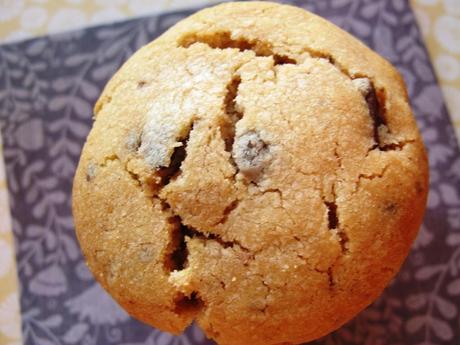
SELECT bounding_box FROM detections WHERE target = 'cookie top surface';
[72,2,429,344]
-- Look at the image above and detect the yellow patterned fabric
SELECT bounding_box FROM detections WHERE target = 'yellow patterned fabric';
[0,1,459,344]
[0,139,21,345]
[410,0,460,139]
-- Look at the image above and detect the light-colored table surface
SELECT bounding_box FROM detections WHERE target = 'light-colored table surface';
[0,1,458,344]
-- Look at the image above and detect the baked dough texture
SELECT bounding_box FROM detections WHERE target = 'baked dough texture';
[72,2,429,344]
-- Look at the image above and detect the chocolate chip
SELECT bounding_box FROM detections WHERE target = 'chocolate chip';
[232,131,271,181]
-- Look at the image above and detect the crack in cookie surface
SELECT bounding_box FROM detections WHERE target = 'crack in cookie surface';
[137,122,208,314]
[178,31,297,65]
[158,133,190,186]
[164,216,192,272]
[221,75,242,159]
[323,197,349,256]
[174,291,204,318]
[352,78,388,149]
[213,199,240,226]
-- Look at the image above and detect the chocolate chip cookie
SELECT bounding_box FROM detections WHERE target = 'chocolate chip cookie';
[72,2,429,344]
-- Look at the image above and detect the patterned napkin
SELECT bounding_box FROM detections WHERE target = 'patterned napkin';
[0,1,459,344]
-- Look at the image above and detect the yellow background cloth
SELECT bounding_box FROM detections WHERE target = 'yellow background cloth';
[413,0,460,138]
[0,1,458,344]
[0,139,21,345]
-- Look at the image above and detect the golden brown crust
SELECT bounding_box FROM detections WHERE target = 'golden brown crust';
[72,2,429,345]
